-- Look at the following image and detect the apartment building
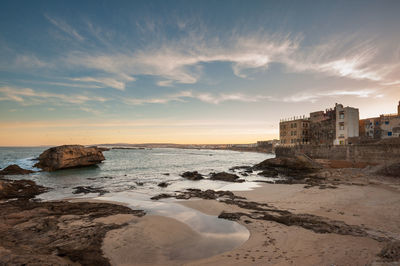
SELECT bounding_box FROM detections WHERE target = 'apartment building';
[359,101,400,139]
[279,103,359,146]
[279,117,310,145]
[334,104,360,145]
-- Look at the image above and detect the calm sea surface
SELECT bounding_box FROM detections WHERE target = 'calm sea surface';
[0,147,274,257]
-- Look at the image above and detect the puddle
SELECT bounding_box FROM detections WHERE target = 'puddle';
[96,191,249,260]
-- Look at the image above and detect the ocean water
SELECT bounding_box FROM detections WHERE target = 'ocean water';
[0,147,274,200]
[0,147,275,258]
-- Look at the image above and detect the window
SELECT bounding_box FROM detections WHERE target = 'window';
[294,131,297,135]
[340,125,344,130]
[294,123,297,128]
[388,132,393,136]
[385,121,389,125]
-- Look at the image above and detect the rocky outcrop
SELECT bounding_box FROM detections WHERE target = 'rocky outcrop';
[253,155,321,179]
[0,164,35,175]
[0,179,46,200]
[0,178,145,265]
[34,145,106,171]
[210,172,244,182]
[181,171,204,180]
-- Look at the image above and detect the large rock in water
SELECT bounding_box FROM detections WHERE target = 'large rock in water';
[34,145,105,171]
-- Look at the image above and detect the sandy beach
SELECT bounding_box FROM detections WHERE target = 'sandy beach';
[1,160,400,265]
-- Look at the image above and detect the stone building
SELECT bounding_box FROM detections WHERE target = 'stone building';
[279,103,359,146]
[359,101,400,140]
[279,117,310,146]
[309,108,336,145]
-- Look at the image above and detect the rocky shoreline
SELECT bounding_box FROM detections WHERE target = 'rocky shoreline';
[0,178,144,265]
[1,147,400,265]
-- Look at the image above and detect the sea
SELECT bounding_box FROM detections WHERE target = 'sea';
[0,147,275,258]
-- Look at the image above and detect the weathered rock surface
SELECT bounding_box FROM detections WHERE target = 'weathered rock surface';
[0,164,35,175]
[0,179,46,200]
[210,172,244,182]
[376,163,400,178]
[253,155,321,178]
[0,178,145,265]
[73,186,109,196]
[181,171,204,180]
[34,145,106,171]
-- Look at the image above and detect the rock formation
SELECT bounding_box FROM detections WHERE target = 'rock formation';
[210,172,244,182]
[0,164,35,175]
[34,145,105,171]
[253,154,321,178]
[180,171,204,180]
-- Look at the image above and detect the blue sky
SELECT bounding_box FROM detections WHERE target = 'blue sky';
[1,0,400,145]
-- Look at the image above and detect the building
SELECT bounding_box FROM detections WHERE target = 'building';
[279,103,359,146]
[333,104,359,145]
[359,101,400,140]
[309,108,336,145]
[279,117,310,146]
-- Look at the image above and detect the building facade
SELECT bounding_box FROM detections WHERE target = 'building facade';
[279,103,359,146]
[333,104,360,145]
[359,101,400,140]
[279,117,310,146]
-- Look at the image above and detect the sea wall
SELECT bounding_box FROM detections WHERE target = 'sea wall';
[275,144,400,163]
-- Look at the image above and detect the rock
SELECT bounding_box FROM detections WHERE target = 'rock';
[253,155,321,179]
[157,182,169,188]
[72,186,109,196]
[379,241,400,262]
[181,171,204,180]
[376,163,400,178]
[0,164,35,175]
[210,172,244,182]
[0,179,47,200]
[34,145,106,171]
[257,169,279,177]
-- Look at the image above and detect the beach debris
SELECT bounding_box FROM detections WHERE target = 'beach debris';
[180,171,204,180]
[0,164,35,175]
[72,186,109,196]
[210,172,244,182]
[34,145,106,171]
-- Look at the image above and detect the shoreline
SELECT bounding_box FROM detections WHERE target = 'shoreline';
[1,157,400,265]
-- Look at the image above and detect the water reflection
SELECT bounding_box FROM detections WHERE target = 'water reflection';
[97,192,250,259]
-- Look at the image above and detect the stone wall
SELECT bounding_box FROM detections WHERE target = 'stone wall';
[275,144,400,163]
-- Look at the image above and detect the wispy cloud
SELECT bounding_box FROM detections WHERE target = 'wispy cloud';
[282,88,380,103]
[70,76,135,90]
[124,90,270,105]
[45,14,84,41]
[0,86,107,105]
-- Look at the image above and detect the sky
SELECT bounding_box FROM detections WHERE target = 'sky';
[0,0,400,146]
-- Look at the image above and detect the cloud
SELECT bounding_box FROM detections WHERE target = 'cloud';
[0,86,107,105]
[282,89,380,103]
[45,14,84,41]
[70,76,135,90]
[64,32,298,85]
[124,90,270,105]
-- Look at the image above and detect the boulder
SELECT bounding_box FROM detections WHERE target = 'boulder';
[253,154,321,179]
[181,171,204,180]
[34,145,105,171]
[0,164,35,175]
[157,182,169,188]
[210,172,244,183]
